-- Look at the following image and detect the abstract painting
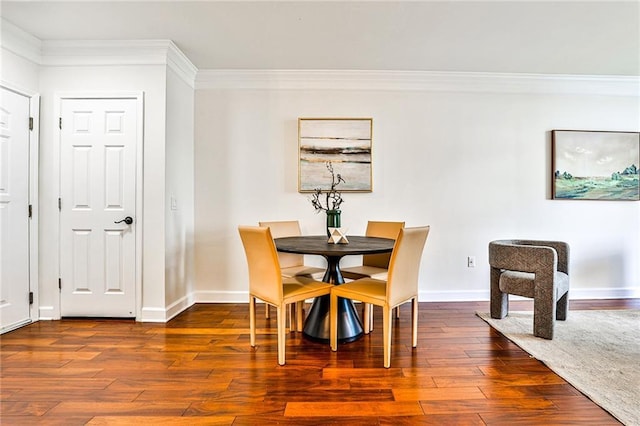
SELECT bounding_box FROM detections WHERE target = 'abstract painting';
[552,130,639,200]
[298,118,372,192]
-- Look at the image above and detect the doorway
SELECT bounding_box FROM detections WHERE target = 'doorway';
[58,94,142,317]
[0,85,39,333]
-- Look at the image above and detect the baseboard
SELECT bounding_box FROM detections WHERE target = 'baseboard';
[195,290,249,303]
[421,287,639,302]
[38,306,56,320]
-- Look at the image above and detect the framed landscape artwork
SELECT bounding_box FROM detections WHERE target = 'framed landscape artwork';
[552,130,640,200]
[298,118,373,192]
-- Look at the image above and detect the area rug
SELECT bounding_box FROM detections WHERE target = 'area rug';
[476,310,640,426]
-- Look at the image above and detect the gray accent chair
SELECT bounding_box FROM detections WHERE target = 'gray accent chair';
[488,239,570,339]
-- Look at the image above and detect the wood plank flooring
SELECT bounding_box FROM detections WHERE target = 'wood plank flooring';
[1,299,638,425]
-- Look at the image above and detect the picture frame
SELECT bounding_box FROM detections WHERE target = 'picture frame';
[298,118,373,192]
[552,130,640,200]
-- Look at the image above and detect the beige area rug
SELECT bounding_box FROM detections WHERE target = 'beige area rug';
[476,310,640,426]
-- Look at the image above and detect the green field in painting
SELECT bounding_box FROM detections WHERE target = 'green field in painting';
[555,176,639,200]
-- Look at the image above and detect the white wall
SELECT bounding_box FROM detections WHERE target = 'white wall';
[0,48,39,93]
[194,77,640,302]
[165,66,195,316]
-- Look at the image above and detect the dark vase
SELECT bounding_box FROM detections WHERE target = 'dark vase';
[326,209,341,236]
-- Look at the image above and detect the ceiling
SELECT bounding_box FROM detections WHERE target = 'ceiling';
[2,1,639,76]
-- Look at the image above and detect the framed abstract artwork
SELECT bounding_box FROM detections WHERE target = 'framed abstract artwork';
[552,130,639,200]
[298,118,373,192]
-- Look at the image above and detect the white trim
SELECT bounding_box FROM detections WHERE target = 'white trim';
[29,94,40,323]
[41,40,197,87]
[195,69,640,97]
[139,307,170,323]
[420,287,639,302]
[38,306,55,320]
[0,18,42,65]
[55,91,144,321]
[195,290,249,304]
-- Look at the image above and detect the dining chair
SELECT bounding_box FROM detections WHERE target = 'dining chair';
[329,226,430,368]
[341,221,405,332]
[259,220,326,325]
[238,226,333,365]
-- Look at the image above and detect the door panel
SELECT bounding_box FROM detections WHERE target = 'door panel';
[0,87,31,332]
[60,98,137,317]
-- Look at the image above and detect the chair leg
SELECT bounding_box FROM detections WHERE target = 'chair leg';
[411,298,418,348]
[363,303,371,334]
[533,293,555,340]
[369,303,374,332]
[288,304,294,331]
[394,306,400,319]
[383,306,392,368]
[556,291,569,321]
[330,292,339,352]
[296,301,304,332]
[490,267,508,319]
[249,296,257,347]
[265,304,270,319]
[277,306,286,365]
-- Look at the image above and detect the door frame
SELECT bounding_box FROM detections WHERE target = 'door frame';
[0,80,40,330]
[54,91,144,320]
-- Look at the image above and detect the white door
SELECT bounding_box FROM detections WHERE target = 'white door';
[0,87,32,332]
[60,97,138,317]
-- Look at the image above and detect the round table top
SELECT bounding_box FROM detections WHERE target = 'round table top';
[274,235,395,257]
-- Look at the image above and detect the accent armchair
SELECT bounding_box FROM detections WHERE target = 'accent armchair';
[488,239,570,339]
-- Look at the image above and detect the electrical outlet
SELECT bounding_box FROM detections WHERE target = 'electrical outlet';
[467,256,476,268]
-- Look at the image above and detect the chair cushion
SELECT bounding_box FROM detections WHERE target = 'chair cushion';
[499,270,569,299]
[341,265,388,280]
[281,265,325,279]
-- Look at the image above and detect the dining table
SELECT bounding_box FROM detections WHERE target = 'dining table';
[274,235,395,343]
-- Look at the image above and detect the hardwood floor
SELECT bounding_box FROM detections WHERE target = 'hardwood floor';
[1,299,638,425]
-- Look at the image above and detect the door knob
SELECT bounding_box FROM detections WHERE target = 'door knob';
[115,216,133,225]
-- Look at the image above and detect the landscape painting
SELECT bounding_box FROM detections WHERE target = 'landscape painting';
[552,130,640,200]
[298,118,372,192]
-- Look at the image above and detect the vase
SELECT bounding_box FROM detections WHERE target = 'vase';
[326,209,341,236]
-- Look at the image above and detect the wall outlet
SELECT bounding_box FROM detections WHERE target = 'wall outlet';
[467,256,476,268]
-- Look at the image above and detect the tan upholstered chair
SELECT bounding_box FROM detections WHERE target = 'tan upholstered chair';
[238,226,333,365]
[330,226,430,368]
[259,220,326,279]
[341,221,405,281]
[489,239,570,340]
[341,221,405,332]
[259,220,326,326]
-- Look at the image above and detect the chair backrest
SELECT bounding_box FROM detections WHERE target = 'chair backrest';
[386,226,430,306]
[258,220,304,268]
[238,226,283,304]
[489,239,569,275]
[363,221,405,268]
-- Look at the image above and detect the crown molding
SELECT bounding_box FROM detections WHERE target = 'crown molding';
[195,69,640,97]
[40,40,197,87]
[0,18,42,64]
[0,22,197,87]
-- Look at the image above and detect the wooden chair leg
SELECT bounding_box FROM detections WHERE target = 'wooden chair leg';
[411,298,418,347]
[363,303,371,334]
[296,301,304,332]
[265,304,270,319]
[330,292,339,352]
[277,306,286,365]
[250,296,257,347]
[383,306,392,368]
[288,304,294,331]
[369,304,374,332]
